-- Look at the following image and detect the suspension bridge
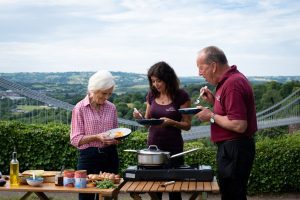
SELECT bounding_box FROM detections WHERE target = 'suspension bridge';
[0,77,299,141]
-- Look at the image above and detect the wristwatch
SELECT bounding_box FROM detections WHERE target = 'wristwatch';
[210,113,215,124]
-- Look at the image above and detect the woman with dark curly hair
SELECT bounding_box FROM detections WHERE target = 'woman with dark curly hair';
[133,61,192,200]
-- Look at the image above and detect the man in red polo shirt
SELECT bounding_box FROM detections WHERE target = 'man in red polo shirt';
[195,46,257,200]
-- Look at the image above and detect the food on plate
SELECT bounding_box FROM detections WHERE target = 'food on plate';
[107,128,132,139]
[88,172,121,184]
[87,182,96,187]
[87,174,101,180]
[108,174,115,182]
[114,174,121,184]
[114,131,124,138]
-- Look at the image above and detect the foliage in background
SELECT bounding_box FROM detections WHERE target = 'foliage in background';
[117,130,147,171]
[1,77,299,126]
[0,120,299,195]
[0,121,77,173]
[255,126,289,139]
[249,132,300,194]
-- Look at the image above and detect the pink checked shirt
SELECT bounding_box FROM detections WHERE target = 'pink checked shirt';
[70,95,118,150]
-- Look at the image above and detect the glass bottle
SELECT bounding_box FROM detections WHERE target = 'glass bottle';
[10,147,20,186]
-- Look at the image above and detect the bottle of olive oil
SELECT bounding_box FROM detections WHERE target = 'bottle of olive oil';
[10,147,19,186]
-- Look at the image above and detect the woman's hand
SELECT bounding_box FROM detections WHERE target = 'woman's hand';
[160,117,175,127]
[133,108,144,119]
[96,133,120,145]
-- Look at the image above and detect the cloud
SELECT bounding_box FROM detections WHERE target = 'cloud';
[0,0,299,76]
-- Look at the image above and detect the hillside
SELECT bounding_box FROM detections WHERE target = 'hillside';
[1,72,299,93]
[0,72,299,124]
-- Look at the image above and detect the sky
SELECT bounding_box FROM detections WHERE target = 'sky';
[0,0,299,76]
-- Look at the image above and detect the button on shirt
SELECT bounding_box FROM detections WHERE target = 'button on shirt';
[70,95,118,150]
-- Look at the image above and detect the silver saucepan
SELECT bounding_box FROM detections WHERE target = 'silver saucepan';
[124,145,199,166]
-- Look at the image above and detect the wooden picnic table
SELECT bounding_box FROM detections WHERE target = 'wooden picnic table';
[119,180,219,200]
[0,182,123,200]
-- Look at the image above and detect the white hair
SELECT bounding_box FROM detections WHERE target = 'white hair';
[88,70,115,91]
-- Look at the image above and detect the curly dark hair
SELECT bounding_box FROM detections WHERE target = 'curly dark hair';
[147,61,180,101]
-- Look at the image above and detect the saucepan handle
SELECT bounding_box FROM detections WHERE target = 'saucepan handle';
[148,145,159,151]
[170,148,200,159]
[123,149,138,153]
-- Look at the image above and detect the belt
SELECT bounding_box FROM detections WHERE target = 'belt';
[215,136,253,146]
[80,145,116,154]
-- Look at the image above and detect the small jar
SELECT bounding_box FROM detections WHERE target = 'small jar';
[63,169,75,187]
[75,170,87,188]
[55,173,63,186]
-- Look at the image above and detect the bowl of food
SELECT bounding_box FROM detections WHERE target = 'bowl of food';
[26,177,44,187]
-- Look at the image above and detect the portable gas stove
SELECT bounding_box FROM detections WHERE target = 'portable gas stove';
[123,165,213,181]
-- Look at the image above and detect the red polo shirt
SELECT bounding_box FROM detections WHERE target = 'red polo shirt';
[211,65,257,142]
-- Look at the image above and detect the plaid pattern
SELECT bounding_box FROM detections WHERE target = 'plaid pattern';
[70,95,118,149]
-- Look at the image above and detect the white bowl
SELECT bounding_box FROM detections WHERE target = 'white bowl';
[26,177,44,187]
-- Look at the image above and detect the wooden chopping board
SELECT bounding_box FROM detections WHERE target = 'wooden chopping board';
[22,170,57,177]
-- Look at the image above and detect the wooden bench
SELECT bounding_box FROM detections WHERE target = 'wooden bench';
[120,180,219,200]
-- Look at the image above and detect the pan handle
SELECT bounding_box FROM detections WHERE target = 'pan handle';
[123,149,138,153]
[170,148,200,159]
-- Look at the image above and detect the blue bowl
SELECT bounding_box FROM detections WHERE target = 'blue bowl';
[26,177,44,187]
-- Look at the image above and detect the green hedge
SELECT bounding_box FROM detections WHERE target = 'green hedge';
[0,120,299,195]
[248,133,300,194]
[0,121,77,172]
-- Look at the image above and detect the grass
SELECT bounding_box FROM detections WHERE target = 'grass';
[16,105,50,112]
[129,85,148,89]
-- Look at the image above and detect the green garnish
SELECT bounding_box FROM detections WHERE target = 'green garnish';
[95,180,116,189]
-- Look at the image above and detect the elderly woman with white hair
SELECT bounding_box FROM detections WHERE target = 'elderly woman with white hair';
[70,70,119,200]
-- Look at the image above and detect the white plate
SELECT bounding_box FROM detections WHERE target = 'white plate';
[107,128,132,139]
